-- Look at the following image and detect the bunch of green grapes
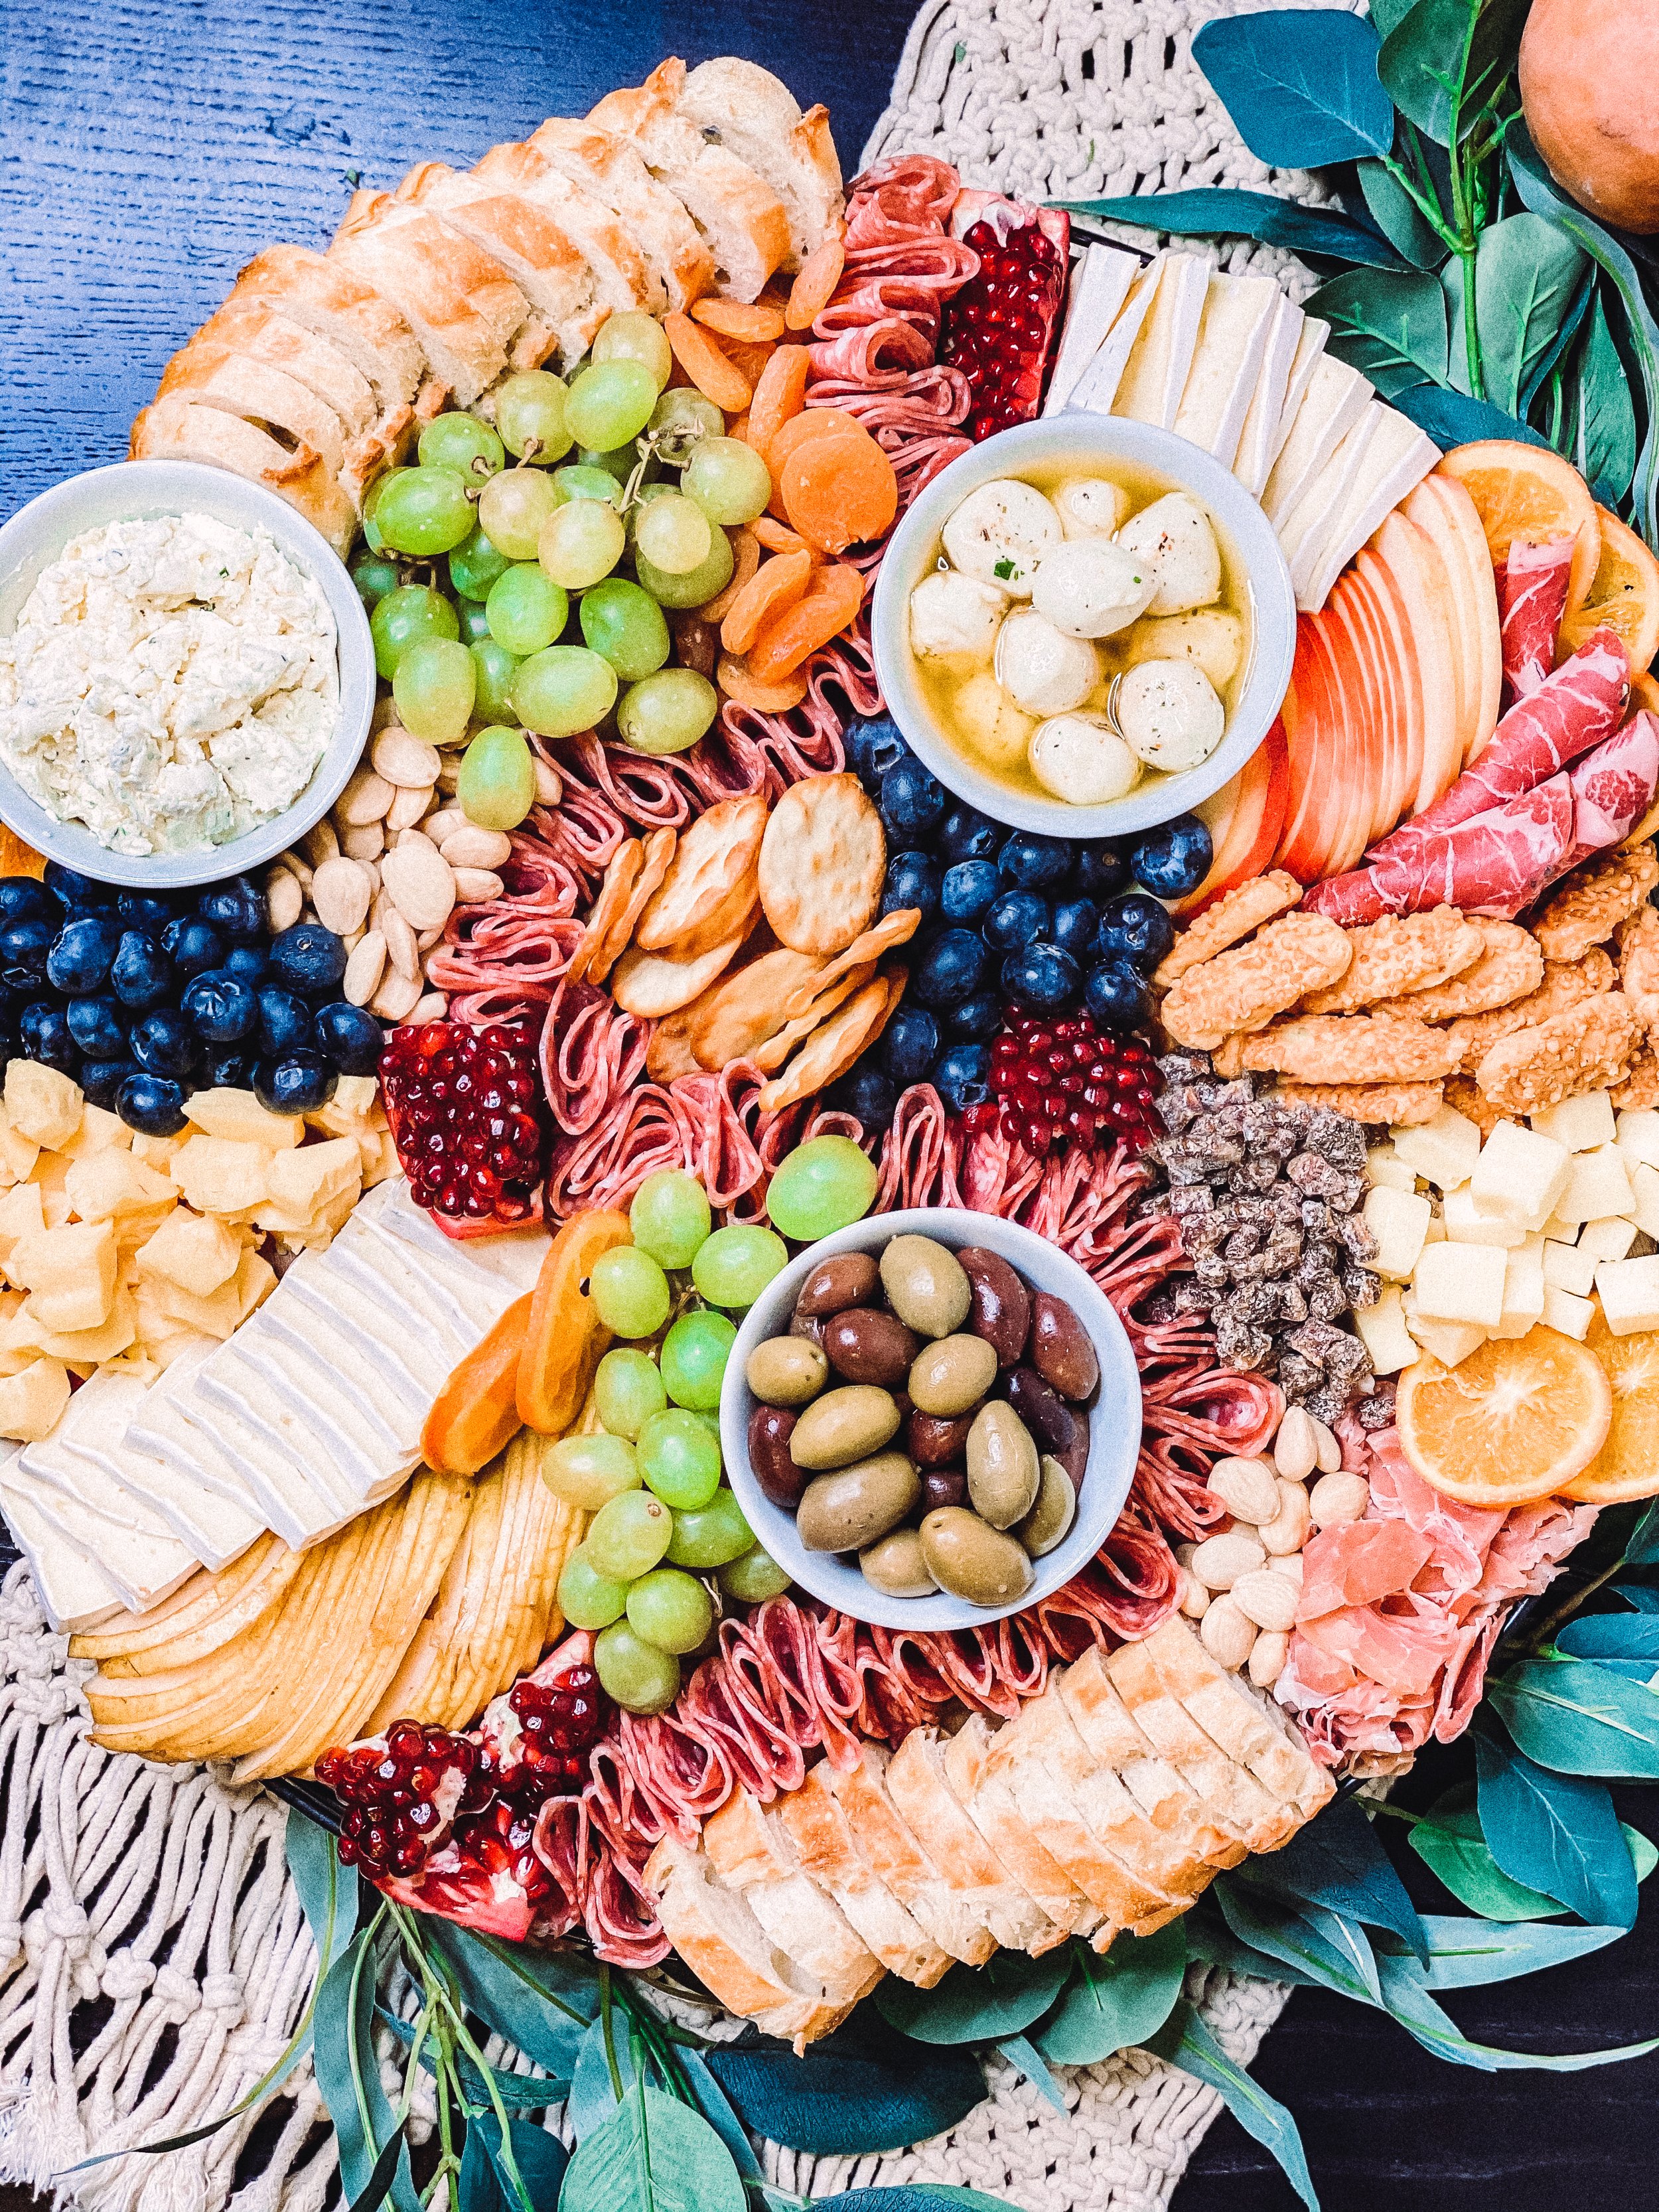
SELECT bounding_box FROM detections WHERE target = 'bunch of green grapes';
[539,1169,792,1715]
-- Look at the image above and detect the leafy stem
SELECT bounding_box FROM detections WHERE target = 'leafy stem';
[599,1962,626,2101]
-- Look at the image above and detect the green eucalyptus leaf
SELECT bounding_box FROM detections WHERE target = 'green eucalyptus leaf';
[705,2014,984,2156]
[1147,2002,1317,2211]
[1390,380,1551,448]
[1183,1903,1327,1988]
[1409,1806,1567,1920]
[567,2016,638,2142]
[1032,1925,1185,2065]
[877,1947,1072,2045]
[346,2129,409,2212]
[1217,1882,1380,2004]
[459,2121,504,2212]
[1355,159,1448,268]
[1626,1503,1659,1567]
[1627,1824,1659,1883]
[1368,0,1419,35]
[313,1932,420,2212]
[1558,1607,1659,1660]
[1415,1914,1628,1989]
[994,2034,1068,2112]
[1487,1657,1659,1777]
[808,2193,1018,2212]
[1610,1580,1659,1610]
[425,1923,596,2079]
[374,2008,556,2112]
[1054,188,1407,267]
[673,2049,762,2183]
[1441,216,1588,412]
[1192,9,1395,167]
[286,1816,361,1977]
[1242,1795,1429,1964]
[1307,267,1448,396]
[1475,1734,1638,1927]
[559,2079,745,2212]
[1378,0,1529,145]
[1376,1953,1659,2069]
[1520,269,1593,415]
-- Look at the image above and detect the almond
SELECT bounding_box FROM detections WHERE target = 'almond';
[1190,1531,1267,1591]
[441,826,514,871]
[265,868,304,934]
[409,992,449,1023]
[341,821,386,861]
[1273,1405,1320,1482]
[1198,1593,1256,1670]
[1309,1471,1370,1526]
[386,782,436,832]
[1231,1568,1298,1633]
[311,857,373,936]
[1248,1629,1290,1688]
[344,932,388,1008]
[382,834,457,932]
[1206,1455,1281,1526]
[372,725,443,788]
[1260,1479,1313,1556]
[451,867,504,904]
[371,966,425,1022]
[338,769,396,827]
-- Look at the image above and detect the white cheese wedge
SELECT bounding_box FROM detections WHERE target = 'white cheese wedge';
[1412,1241,1508,1329]
[1579,1215,1640,1263]
[17,1373,180,1542]
[1173,273,1282,467]
[1262,353,1372,530]
[1393,1102,1481,1191]
[1617,1107,1659,1171]
[1354,1283,1417,1374]
[1066,265,1159,415]
[5,1468,196,1615]
[1595,1255,1659,1335]
[1045,242,1139,415]
[1544,1238,1598,1297]
[0,1473,123,1632]
[1542,1286,1594,1340]
[1233,296,1307,497]
[1402,1294,1487,1367]
[1280,404,1387,605]
[1113,252,1212,429]
[1535,1092,1618,1152]
[1268,315,1329,474]
[1301,407,1441,611]
[129,1380,345,1549]
[1364,1184,1431,1278]
[1630,1160,1659,1240]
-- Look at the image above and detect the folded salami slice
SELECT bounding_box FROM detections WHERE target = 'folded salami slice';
[1496,536,1575,699]
[1307,771,1576,923]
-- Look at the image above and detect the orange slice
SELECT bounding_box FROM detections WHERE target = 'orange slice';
[1394,1327,1612,1506]
[1561,1310,1659,1503]
[1437,441,1601,627]
[1558,505,1659,674]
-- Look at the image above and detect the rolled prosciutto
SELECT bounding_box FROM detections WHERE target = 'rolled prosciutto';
[1306,771,1576,924]
[1496,536,1576,699]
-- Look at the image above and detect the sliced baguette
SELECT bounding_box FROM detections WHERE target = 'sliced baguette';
[129,396,357,555]
[471,139,666,317]
[1137,1615,1334,1823]
[1057,1648,1246,1870]
[943,1715,1104,1948]
[776,1766,951,1987]
[676,58,843,267]
[522,121,712,311]
[157,341,350,474]
[644,1836,851,2051]
[188,301,376,433]
[230,242,427,407]
[1104,1640,1297,1852]
[396,163,613,364]
[704,1788,885,2002]
[885,1727,1060,1954]
[824,1743,997,1966]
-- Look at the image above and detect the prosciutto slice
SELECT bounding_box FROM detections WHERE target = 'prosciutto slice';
[1549,709,1659,878]
[1496,537,1575,698]
[1306,771,1576,923]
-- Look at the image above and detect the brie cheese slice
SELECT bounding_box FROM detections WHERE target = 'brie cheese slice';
[1233,295,1305,496]
[1263,353,1372,529]
[1065,264,1159,415]
[1302,406,1441,610]
[1045,242,1139,415]
[1173,273,1281,467]
[0,1475,124,1632]
[1114,251,1211,429]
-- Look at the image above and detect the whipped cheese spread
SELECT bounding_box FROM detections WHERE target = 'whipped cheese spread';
[0,511,338,855]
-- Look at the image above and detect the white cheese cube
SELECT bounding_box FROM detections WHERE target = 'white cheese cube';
[1364,1185,1432,1279]
[1442,1183,1525,1248]
[1541,1213,1581,1245]
[1469,1121,1570,1230]
[1617,1108,1659,1171]
[1365,1147,1419,1193]
[1630,1160,1659,1242]
[1532,1092,1617,1152]
[1402,1294,1488,1367]
[1581,1215,1640,1263]
[1422,1211,1447,1242]
[1393,1104,1482,1191]
[1411,1240,1508,1329]
[1544,1239,1598,1297]
[1492,1236,1546,1340]
[1353,1284,1418,1374]
[1542,1286,1595,1341]
[1557,1143,1635,1226]
[1595,1255,1659,1335]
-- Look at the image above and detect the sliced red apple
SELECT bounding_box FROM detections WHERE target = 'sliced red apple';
[1319,593,1381,875]
[1330,571,1397,853]
[1347,561,1412,842]
[1402,479,1475,765]
[1415,472,1502,759]
[1373,511,1460,816]
[1188,721,1289,911]
[1356,543,1426,834]
[1275,613,1345,881]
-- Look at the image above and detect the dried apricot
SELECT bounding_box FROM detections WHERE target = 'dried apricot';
[717,652,810,712]
[781,433,899,554]
[422,1294,532,1475]
[786,233,846,330]
[664,312,752,412]
[693,299,788,342]
[721,550,815,654]
[698,526,762,624]
[747,346,811,467]
[517,1210,634,1434]
[747,561,865,682]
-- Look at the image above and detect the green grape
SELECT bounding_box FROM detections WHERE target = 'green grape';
[478,468,562,560]
[565,358,659,450]
[551,465,626,508]
[594,1621,682,1713]
[457,725,536,828]
[629,1169,711,1268]
[540,500,627,591]
[496,370,574,465]
[637,1409,722,1511]
[586,1489,675,1580]
[634,528,734,609]
[392,637,476,745]
[559,1548,630,1630]
[593,311,674,392]
[541,1431,642,1510]
[626,1566,713,1655]
[717,1544,793,1603]
[684,437,772,526]
[664,1485,754,1569]
[595,1347,668,1439]
[623,480,675,550]
[617,669,719,756]
[589,1244,672,1338]
[352,553,399,607]
[459,601,494,645]
[659,1309,736,1410]
[691,1223,788,1309]
[468,639,522,722]
[449,524,514,601]
[371,587,461,680]
[512,645,619,737]
[486,563,569,655]
[419,411,506,480]
[648,388,724,463]
[374,464,475,556]
[582,445,650,488]
[764,1136,879,1241]
[635,492,713,575]
[580,578,670,681]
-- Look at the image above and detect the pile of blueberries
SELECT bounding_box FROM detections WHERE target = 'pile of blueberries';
[832,717,1212,1131]
[0,865,383,1137]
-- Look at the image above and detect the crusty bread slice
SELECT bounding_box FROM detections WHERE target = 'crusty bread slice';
[776,1766,950,1987]
[157,342,349,473]
[472,139,668,318]
[396,163,611,366]
[129,397,356,555]
[1137,1615,1335,1822]
[188,302,376,435]
[1106,1641,1297,1853]
[703,1789,883,2003]
[1057,1650,1246,1871]
[825,1744,997,1966]
[644,1836,850,2051]
[943,1716,1103,1949]
[231,244,425,407]
[522,122,712,312]
[676,58,843,267]
[886,1728,1060,1954]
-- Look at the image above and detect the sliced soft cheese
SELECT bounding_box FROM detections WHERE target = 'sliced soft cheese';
[1045,242,1140,415]
[1302,406,1441,610]
[1233,295,1306,496]
[1263,352,1372,530]
[128,1382,343,1549]
[1066,264,1159,415]
[0,1474,124,1632]
[1268,315,1330,475]
[1114,250,1212,429]
[1173,272,1282,468]
[7,1469,196,1615]
[1281,404,1390,603]
[17,1372,182,1542]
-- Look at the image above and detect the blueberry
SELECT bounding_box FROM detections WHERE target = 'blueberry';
[934,1043,993,1114]
[81,1057,141,1112]
[183,969,259,1045]
[947,989,1002,1041]
[0,879,57,929]
[1131,813,1213,900]
[117,891,179,929]
[254,1051,338,1116]
[938,804,1005,865]
[225,944,269,984]
[66,995,129,1060]
[111,930,176,1011]
[1052,897,1100,960]
[881,1006,940,1088]
[983,888,1050,954]
[258,986,315,1057]
[1095,892,1175,974]
[942,859,999,926]
[47,915,123,994]
[834,1061,898,1133]
[879,757,947,842]
[1072,839,1130,903]
[845,715,907,793]
[20,1001,78,1072]
[162,917,227,978]
[1002,942,1082,1012]
[196,877,266,943]
[117,1072,188,1137]
[0,918,56,992]
[43,863,115,910]
[130,1007,199,1079]
[269,922,348,997]
[997,831,1072,891]
[203,1051,257,1090]
[313,1001,384,1076]
[881,851,942,924]
[911,928,988,1010]
[1084,959,1153,1032]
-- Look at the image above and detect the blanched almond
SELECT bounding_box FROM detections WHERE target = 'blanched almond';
[311,856,373,936]
[423,807,469,847]
[1260,1479,1313,1556]
[409,991,449,1023]
[381,902,421,982]
[1311,1416,1342,1474]
[1179,1568,1210,1620]
[1199,1594,1256,1670]
[1273,1406,1320,1482]
[338,769,396,826]
[1309,1471,1370,1526]
[277,848,313,891]
[301,816,340,867]
[534,757,563,806]
[387,782,435,832]
[341,821,386,861]
[1231,1568,1298,1633]
[373,725,443,788]
[451,867,504,903]
[265,868,304,933]
[441,825,514,870]
[1190,1532,1266,1591]
[381,835,456,932]
[1268,1550,1304,1584]
[344,932,388,1007]
[1206,1456,1281,1525]
[1248,1630,1290,1688]
[371,966,425,1021]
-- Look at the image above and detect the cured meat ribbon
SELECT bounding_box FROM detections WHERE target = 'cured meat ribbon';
[1496,537,1575,699]
[1306,771,1576,924]
[1550,710,1659,878]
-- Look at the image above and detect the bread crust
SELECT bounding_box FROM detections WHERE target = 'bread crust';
[129,397,356,554]
[824,1744,997,1966]
[232,242,425,406]
[524,119,713,311]
[330,194,541,406]
[777,1769,951,1986]
[885,1728,1059,1954]
[396,162,611,364]
[677,58,845,266]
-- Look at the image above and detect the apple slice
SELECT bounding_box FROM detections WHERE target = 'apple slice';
[1373,512,1460,816]
[1331,571,1396,852]
[1355,545,1425,838]
[1188,722,1289,911]
[1422,473,1502,758]
[1275,613,1345,880]
[1305,612,1366,879]
[1402,479,1475,765]
[1323,583,1384,871]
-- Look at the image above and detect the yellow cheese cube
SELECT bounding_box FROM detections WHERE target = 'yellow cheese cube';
[1630,1160,1659,1242]
[1617,1107,1659,1172]
[11,1220,116,1333]
[131,1132,184,1171]
[1470,1121,1571,1230]
[1580,1215,1640,1263]
[1412,1240,1508,1329]
[3,1063,81,1151]
[1531,1092,1617,1152]
[1542,1285,1595,1340]
[0,1358,70,1440]
[170,1137,275,1218]
[308,1076,381,1134]
[266,1138,362,1218]
[1402,1294,1488,1367]
[1365,1146,1419,1194]
[136,1209,242,1297]
[1544,1239,1598,1297]
[58,1104,133,1161]
[0,1182,44,1271]
[1596,1256,1659,1335]
[1492,1236,1546,1341]
[259,1180,360,1251]
[0,1117,40,1187]
[9,1286,139,1363]
[1541,1212,1580,1244]
[1364,1185,1432,1278]
[1393,1103,1482,1191]
[29,1151,72,1228]
[1354,1284,1418,1374]
[1556,1143,1634,1226]
[363,1130,400,1190]
[64,1149,178,1223]
[184,1087,303,1149]
[144,1248,273,1338]
[1442,1183,1525,1248]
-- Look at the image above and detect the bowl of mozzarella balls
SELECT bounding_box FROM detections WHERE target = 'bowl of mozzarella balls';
[871,415,1295,838]
[719,1207,1141,1629]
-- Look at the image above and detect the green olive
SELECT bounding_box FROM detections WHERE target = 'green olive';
[796,1451,920,1552]
[879,1234,971,1338]
[745,1335,829,1408]
[966,1402,1041,1529]
[859,1527,938,1599]
[788,1384,901,1471]
[907,1331,998,1417]
[919,1507,1035,1607]
[1017,1455,1078,1558]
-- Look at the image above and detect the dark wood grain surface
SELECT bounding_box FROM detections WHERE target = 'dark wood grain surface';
[3,9,1658,2209]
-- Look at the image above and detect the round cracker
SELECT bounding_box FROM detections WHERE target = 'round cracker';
[634,795,767,950]
[566,840,644,986]
[611,919,753,1019]
[757,968,903,1110]
[687,947,824,1071]
[757,772,885,956]
[590,826,677,985]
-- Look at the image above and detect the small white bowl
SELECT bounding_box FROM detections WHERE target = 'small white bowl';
[719,1206,1141,1631]
[0,459,374,889]
[870,415,1295,839]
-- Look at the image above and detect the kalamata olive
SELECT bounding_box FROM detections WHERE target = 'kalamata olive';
[1056,1404,1090,1491]
[789,1384,901,1471]
[859,1526,938,1598]
[748,1405,806,1508]
[1030,1291,1099,1400]
[746,1336,829,1408]
[669,610,719,678]
[920,1507,1035,1606]
[958,1246,1031,1367]
[796,1252,881,1319]
[824,1306,920,1386]
[1003,1365,1076,1457]
[796,1451,920,1552]
[789,1311,826,1346]
[879,1234,970,1337]
[921,1467,967,1512]
[1017,1455,1077,1557]
[908,1408,974,1466]
[966,1401,1041,1528]
[908,1332,998,1417]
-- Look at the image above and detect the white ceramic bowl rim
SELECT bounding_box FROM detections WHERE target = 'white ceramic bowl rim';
[870,415,1296,839]
[0,460,375,890]
[719,1207,1143,1632]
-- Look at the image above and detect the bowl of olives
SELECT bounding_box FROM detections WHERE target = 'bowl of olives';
[719,1207,1140,1629]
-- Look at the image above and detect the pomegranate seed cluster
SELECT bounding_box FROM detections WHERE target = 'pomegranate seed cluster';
[380,1020,547,1224]
[317,1724,490,1876]
[940,217,1069,442]
[500,1666,607,1801]
[966,1013,1158,1157]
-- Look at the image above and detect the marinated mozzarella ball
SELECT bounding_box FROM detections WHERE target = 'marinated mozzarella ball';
[941,480,1062,599]
[1031,537,1155,640]
[1123,609,1246,691]
[1116,492,1222,616]
[909,570,1007,666]
[1052,476,1131,540]
[994,608,1100,717]
[1116,658,1226,771]
[1029,711,1141,804]
[953,672,1036,769]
